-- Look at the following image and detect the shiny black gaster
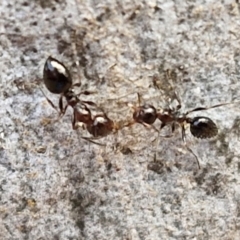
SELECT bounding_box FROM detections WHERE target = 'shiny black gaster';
[43,56,72,94]
[189,116,218,139]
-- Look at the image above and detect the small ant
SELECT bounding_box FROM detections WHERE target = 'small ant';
[42,56,118,142]
[125,92,237,168]
[157,93,226,138]
[156,93,237,168]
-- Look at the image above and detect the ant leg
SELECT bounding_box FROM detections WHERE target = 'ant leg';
[160,122,166,129]
[184,145,200,169]
[72,83,81,88]
[77,90,98,97]
[159,124,175,138]
[122,120,135,129]
[181,124,186,142]
[137,92,142,105]
[75,130,106,151]
[71,111,79,130]
[107,91,141,102]
[155,124,174,139]
[173,91,182,110]
[45,95,68,124]
[181,125,200,169]
[141,122,159,133]
[40,88,67,124]
[81,136,106,146]
[122,119,159,134]
[70,28,82,88]
[59,95,69,116]
[40,88,60,113]
[81,100,98,108]
[72,90,99,109]
[171,122,176,133]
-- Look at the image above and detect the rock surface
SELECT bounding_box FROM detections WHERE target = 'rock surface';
[1,0,240,239]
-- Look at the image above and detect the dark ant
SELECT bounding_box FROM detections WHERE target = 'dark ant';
[157,93,237,168]
[124,92,237,169]
[42,56,119,143]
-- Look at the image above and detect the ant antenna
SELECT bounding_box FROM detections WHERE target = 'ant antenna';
[186,101,240,115]
[39,87,59,113]
[70,28,82,88]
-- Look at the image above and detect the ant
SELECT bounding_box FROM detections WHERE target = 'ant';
[156,92,238,169]
[125,92,237,169]
[42,56,119,143]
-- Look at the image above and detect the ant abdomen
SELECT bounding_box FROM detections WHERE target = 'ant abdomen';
[188,116,218,139]
[43,56,72,94]
[133,104,157,125]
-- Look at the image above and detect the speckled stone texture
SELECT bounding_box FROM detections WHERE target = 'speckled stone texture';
[1,0,240,239]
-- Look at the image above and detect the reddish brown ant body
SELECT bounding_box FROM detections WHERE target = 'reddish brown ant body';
[87,114,116,137]
[124,93,159,132]
[133,104,157,126]
[72,103,118,139]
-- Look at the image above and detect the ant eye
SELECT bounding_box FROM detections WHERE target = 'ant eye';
[133,105,157,124]
[43,56,72,94]
[189,116,218,139]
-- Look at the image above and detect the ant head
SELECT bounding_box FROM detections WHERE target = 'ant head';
[187,116,218,139]
[87,114,114,137]
[43,56,72,94]
[133,104,157,125]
